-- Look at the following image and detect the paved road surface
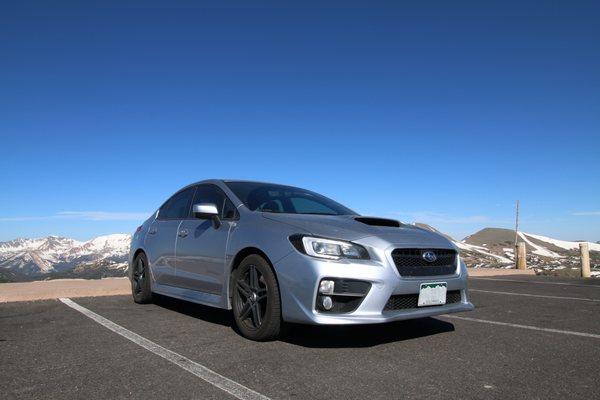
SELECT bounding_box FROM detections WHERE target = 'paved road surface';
[1,275,599,399]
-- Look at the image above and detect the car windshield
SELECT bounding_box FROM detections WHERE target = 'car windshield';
[225,181,357,216]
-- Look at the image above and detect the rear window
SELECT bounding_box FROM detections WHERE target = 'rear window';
[159,187,195,219]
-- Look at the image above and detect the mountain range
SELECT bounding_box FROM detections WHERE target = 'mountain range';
[1,227,598,282]
[0,234,130,282]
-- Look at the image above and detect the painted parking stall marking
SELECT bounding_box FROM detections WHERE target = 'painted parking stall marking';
[469,289,600,302]
[470,277,600,288]
[59,298,271,400]
[443,315,600,339]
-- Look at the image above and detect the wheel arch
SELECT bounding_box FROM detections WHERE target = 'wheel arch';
[132,248,146,260]
[129,248,148,280]
[228,247,280,306]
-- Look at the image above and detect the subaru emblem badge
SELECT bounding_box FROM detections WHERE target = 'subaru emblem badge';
[422,251,437,263]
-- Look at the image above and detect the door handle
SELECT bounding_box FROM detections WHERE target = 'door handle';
[148,228,157,235]
[178,229,189,238]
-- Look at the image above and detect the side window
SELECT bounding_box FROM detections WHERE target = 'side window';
[157,202,170,220]
[160,187,195,220]
[192,185,238,220]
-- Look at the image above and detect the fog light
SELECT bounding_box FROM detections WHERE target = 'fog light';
[322,296,333,310]
[319,280,335,294]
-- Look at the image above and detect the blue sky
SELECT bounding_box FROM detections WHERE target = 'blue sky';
[1,1,599,242]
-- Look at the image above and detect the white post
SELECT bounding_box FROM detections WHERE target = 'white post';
[580,242,591,278]
[516,242,527,270]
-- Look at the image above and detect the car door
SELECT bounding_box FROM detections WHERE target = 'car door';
[175,184,238,294]
[144,187,195,287]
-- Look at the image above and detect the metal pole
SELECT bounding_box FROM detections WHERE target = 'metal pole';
[514,200,520,244]
[580,242,591,278]
[514,200,519,268]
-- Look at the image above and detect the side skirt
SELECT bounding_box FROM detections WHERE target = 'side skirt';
[152,282,230,310]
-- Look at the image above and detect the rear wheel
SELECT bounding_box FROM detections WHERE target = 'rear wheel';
[232,255,281,341]
[131,252,152,304]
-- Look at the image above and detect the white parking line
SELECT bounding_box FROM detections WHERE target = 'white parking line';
[59,298,270,400]
[443,315,600,339]
[470,277,600,288]
[469,289,600,302]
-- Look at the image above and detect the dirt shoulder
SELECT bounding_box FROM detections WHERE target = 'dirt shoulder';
[467,267,535,277]
[0,268,536,303]
[0,277,130,303]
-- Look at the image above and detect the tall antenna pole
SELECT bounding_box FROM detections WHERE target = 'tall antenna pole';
[514,200,520,247]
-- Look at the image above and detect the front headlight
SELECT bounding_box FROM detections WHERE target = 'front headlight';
[289,235,370,260]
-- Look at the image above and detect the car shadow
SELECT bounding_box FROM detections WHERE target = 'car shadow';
[151,294,455,348]
[280,317,455,348]
[152,293,233,327]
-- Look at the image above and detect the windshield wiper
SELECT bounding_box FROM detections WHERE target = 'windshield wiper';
[258,210,338,216]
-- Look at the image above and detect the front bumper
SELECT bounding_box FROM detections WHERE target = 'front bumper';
[274,249,474,325]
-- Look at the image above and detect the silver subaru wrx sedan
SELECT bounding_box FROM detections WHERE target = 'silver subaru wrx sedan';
[128,180,474,340]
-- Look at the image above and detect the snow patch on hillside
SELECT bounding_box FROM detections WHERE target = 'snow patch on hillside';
[455,241,513,264]
[524,233,600,252]
[518,232,562,258]
[80,234,131,253]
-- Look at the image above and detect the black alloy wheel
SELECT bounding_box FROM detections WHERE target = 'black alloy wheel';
[232,255,281,341]
[131,252,152,303]
[235,264,268,328]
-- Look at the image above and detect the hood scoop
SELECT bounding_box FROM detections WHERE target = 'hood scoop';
[354,217,401,228]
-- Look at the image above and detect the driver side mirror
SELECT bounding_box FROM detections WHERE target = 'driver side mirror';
[192,203,221,228]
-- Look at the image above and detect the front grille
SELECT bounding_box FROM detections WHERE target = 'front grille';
[384,290,462,311]
[391,248,457,276]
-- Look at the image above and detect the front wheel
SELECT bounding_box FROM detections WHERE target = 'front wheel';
[232,255,281,341]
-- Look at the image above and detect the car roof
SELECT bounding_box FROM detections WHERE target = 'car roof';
[182,179,290,189]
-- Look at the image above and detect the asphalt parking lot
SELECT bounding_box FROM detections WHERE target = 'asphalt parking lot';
[2,275,599,400]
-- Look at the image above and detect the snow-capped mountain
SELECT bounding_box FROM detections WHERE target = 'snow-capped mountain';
[0,234,130,282]
[1,227,598,282]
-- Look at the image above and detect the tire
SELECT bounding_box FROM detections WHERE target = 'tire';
[131,252,153,304]
[232,254,281,341]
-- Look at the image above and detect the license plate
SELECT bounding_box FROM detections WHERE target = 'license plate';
[418,282,447,307]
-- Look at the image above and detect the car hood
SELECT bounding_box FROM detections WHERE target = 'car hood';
[261,213,455,248]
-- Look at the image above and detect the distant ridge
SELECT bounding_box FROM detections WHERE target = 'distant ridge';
[1,227,598,282]
[410,225,599,272]
[463,227,600,257]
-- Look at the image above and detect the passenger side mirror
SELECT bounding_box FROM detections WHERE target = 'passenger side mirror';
[192,203,221,228]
